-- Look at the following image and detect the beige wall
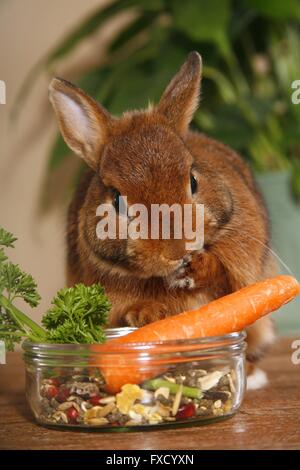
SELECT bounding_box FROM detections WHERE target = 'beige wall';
[0,0,121,322]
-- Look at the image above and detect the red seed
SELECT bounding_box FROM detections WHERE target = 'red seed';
[89,396,102,406]
[66,407,78,424]
[44,385,58,399]
[56,387,70,403]
[176,403,196,420]
[49,378,60,387]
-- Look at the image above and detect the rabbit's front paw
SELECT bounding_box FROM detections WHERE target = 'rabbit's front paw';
[124,302,170,327]
[169,272,195,290]
[167,256,195,290]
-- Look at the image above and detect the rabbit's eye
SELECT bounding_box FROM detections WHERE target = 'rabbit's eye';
[190,174,197,194]
[112,189,121,212]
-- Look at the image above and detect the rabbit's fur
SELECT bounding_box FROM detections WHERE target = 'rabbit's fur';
[49,52,276,362]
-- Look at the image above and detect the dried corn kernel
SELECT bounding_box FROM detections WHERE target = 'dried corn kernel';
[116,384,143,414]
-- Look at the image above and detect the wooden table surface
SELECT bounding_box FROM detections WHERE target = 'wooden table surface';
[1,338,299,450]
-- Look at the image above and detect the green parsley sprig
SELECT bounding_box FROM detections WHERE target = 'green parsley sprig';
[0,227,110,350]
[42,284,109,344]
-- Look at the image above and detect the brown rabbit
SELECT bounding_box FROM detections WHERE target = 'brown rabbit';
[49,51,276,372]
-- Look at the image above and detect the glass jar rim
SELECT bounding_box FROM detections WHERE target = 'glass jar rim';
[22,328,246,356]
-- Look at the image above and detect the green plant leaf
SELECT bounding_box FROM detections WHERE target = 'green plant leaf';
[107,34,184,113]
[195,104,254,150]
[48,134,71,171]
[171,0,230,47]
[46,0,164,65]
[78,66,111,97]
[245,0,300,20]
[203,65,237,104]
[108,68,154,113]
[291,165,300,200]
[1,262,41,307]
[152,40,187,89]
[0,228,17,248]
[96,27,171,112]
[109,11,158,53]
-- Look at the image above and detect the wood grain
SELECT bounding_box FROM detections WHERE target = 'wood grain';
[0,338,299,450]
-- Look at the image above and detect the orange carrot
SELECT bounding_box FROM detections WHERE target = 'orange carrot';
[110,275,300,344]
[95,275,300,393]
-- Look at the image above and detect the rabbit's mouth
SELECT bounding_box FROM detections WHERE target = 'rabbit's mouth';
[82,235,183,279]
[100,253,186,280]
[122,252,192,280]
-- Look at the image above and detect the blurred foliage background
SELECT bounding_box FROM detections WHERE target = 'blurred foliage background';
[16,0,300,204]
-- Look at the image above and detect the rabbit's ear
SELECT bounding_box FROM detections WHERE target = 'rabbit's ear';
[158,51,202,135]
[49,78,112,170]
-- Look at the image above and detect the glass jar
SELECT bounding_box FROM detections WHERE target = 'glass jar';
[23,328,246,431]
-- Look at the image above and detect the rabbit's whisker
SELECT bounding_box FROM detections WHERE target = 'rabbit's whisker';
[222,226,293,276]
